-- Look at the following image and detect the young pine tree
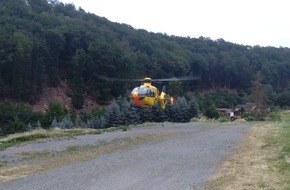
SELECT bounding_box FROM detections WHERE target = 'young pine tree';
[249,71,268,119]
[104,100,122,127]
[71,49,86,109]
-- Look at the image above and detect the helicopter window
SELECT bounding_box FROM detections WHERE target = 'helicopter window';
[134,87,152,97]
[131,87,139,94]
[147,89,155,97]
[137,87,149,96]
[131,87,155,97]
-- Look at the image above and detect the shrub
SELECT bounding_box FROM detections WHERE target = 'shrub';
[267,109,282,122]
[242,114,255,121]
[218,117,229,122]
[0,102,42,136]
[204,105,219,119]
[41,100,67,128]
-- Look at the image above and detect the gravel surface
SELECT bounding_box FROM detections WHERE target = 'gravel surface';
[0,122,253,190]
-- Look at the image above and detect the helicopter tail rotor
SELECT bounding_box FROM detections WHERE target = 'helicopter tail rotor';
[161,85,166,93]
[159,86,167,109]
[170,97,174,105]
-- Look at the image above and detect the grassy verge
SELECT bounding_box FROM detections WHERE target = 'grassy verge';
[274,111,290,189]
[0,126,131,151]
[202,111,290,190]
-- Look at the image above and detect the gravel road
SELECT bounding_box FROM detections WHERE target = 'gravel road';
[0,122,253,190]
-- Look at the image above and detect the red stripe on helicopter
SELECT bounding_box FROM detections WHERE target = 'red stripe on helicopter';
[132,91,143,107]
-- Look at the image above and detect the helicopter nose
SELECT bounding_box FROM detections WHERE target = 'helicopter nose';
[132,91,138,98]
[132,91,143,106]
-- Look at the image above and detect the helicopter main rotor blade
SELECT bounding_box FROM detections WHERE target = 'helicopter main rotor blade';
[152,76,199,82]
[98,75,199,82]
[97,76,141,82]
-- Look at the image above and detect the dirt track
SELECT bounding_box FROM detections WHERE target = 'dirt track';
[0,122,253,190]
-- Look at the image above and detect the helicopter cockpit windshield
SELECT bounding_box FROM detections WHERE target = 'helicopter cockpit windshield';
[131,86,155,97]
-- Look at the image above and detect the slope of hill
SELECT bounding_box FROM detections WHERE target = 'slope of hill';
[32,81,102,113]
[1,0,290,109]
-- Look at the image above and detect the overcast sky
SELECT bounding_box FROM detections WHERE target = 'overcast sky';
[59,0,290,48]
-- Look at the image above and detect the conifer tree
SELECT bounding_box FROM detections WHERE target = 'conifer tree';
[172,97,191,122]
[97,116,107,128]
[71,49,86,109]
[59,117,74,129]
[126,103,140,125]
[84,116,107,129]
[116,96,130,125]
[152,104,167,122]
[136,106,154,123]
[26,123,33,132]
[165,103,174,122]
[188,95,199,118]
[105,100,122,127]
[51,118,59,128]
[180,97,192,122]
[11,32,33,101]
[250,71,268,119]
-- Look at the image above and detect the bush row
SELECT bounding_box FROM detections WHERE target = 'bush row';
[0,96,199,136]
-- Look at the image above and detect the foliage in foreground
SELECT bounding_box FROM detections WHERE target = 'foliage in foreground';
[275,112,290,189]
[0,102,42,136]
[0,96,199,136]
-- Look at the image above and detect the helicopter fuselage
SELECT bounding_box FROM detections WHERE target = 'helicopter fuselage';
[131,79,167,109]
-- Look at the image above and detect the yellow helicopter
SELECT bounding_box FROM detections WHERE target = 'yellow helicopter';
[100,76,197,109]
[131,77,169,109]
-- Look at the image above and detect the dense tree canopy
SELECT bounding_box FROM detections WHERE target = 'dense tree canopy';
[0,0,290,109]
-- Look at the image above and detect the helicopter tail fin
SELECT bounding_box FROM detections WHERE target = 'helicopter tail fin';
[162,85,166,93]
[160,91,167,109]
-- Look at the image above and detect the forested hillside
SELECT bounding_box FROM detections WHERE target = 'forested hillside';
[1,0,290,108]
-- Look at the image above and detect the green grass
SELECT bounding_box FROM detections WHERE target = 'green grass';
[270,111,290,189]
[0,133,49,151]
[278,123,290,176]
[0,141,18,151]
